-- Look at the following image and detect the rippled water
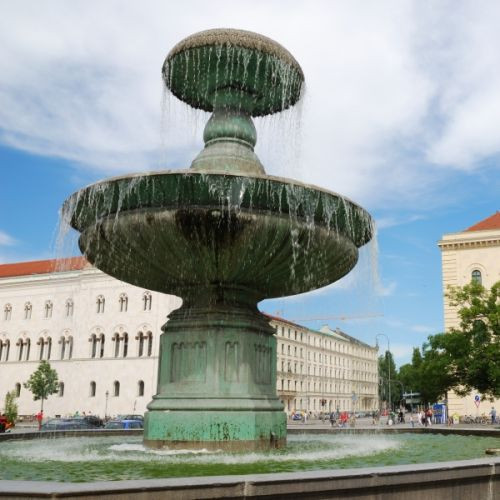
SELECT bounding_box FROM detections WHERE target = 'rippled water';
[1,433,498,483]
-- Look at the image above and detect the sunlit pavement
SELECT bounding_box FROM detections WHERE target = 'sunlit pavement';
[3,417,499,435]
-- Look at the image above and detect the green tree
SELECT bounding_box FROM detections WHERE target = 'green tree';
[378,351,400,410]
[429,280,500,399]
[3,390,18,424]
[23,361,59,412]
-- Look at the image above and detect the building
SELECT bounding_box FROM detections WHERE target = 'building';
[0,258,378,417]
[438,211,500,416]
[271,316,379,415]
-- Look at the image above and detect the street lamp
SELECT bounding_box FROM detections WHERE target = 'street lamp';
[105,390,109,420]
[376,334,391,411]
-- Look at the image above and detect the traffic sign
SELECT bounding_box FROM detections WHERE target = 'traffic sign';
[474,395,481,408]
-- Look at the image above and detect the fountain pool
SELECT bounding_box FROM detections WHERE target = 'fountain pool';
[1,432,499,482]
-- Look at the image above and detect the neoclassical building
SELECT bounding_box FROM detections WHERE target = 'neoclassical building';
[438,211,500,415]
[0,258,378,417]
[273,317,378,414]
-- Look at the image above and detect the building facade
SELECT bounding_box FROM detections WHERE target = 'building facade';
[272,317,379,415]
[438,211,500,416]
[0,258,378,418]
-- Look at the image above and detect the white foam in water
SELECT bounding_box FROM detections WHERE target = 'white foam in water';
[0,435,400,465]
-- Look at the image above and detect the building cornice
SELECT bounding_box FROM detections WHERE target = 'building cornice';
[438,235,500,251]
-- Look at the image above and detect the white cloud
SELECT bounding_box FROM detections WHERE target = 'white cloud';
[411,325,436,335]
[0,230,17,246]
[0,0,498,210]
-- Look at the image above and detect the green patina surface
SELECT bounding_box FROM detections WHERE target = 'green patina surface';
[64,28,374,449]
[144,411,286,446]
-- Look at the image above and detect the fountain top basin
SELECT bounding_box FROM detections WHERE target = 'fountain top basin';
[163,28,304,116]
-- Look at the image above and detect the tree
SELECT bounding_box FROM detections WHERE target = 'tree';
[435,280,499,399]
[3,390,18,424]
[403,281,499,403]
[378,351,400,410]
[24,361,59,412]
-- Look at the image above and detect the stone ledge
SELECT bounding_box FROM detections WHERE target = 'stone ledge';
[0,458,498,499]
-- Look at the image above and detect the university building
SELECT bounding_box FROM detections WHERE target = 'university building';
[0,258,378,417]
[438,211,500,416]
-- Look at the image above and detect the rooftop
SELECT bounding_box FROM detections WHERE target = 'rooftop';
[465,211,500,232]
[0,257,88,279]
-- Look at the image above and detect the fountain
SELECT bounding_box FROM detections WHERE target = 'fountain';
[63,28,374,451]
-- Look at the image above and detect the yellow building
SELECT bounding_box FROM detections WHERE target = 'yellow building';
[438,211,500,416]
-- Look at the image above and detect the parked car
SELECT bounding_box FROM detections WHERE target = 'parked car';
[41,418,95,431]
[104,419,143,430]
[83,415,104,428]
[291,413,303,421]
[117,414,144,422]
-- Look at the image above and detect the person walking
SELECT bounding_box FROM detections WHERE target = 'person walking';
[36,410,43,431]
[329,411,335,427]
[490,407,497,425]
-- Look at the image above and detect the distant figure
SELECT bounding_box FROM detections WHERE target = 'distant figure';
[329,411,336,427]
[490,407,497,425]
[36,410,43,431]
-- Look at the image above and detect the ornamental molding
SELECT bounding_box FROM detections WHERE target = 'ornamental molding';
[438,238,500,251]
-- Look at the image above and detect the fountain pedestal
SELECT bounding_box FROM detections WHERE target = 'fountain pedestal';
[144,286,285,450]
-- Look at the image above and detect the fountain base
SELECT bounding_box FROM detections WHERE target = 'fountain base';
[143,285,287,450]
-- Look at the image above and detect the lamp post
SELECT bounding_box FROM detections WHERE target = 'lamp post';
[105,390,109,420]
[376,334,391,412]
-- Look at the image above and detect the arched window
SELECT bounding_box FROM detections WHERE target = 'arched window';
[119,293,128,312]
[44,301,53,319]
[4,304,12,321]
[113,380,120,397]
[146,332,153,357]
[46,337,52,360]
[137,332,145,357]
[90,334,97,358]
[25,338,30,361]
[113,333,120,358]
[60,336,66,360]
[138,380,145,397]
[99,334,105,358]
[0,339,5,362]
[471,269,482,284]
[65,299,74,317]
[17,339,24,361]
[24,302,32,320]
[15,383,21,397]
[142,292,152,311]
[58,382,64,397]
[122,333,129,358]
[90,381,96,397]
[67,336,73,359]
[96,295,105,314]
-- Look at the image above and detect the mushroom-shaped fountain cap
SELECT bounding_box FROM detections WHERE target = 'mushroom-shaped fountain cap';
[163,28,304,116]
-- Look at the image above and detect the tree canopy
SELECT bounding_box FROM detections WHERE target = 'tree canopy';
[395,280,499,405]
[23,361,59,412]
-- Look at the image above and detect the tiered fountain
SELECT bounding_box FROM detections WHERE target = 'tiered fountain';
[63,28,374,450]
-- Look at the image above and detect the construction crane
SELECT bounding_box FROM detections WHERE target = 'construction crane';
[272,312,383,322]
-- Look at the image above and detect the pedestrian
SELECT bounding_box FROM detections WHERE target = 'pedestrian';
[329,411,335,427]
[36,410,43,431]
[409,413,415,428]
[490,407,497,425]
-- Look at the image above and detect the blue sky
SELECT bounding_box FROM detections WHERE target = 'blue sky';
[1,1,499,365]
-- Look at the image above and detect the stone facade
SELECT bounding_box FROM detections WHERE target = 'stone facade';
[0,258,378,418]
[272,317,379,415]
[438,212,500,416]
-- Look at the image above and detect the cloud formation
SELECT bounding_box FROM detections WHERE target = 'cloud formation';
[0,0,499,211]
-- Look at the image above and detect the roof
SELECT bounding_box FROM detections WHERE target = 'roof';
[465,211,500,232]
[0,257,88,279]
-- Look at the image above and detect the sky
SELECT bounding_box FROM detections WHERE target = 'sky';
[0,0,499,366]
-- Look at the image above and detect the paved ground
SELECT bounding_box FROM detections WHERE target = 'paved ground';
[5,416,499,434]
